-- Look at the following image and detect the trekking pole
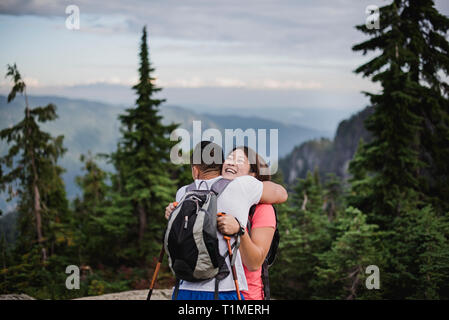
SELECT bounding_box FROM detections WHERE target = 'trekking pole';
[217,212,242,300]
[147,201,178,300]
[147,245,165,300]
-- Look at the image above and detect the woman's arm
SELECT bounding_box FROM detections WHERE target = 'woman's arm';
[260,181,288,204]
[217,206,276,271]
[239,227,275,271]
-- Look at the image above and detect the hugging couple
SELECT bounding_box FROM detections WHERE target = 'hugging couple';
[163,141,288,300]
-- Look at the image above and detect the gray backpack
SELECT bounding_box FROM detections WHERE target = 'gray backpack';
[164,178,237,299]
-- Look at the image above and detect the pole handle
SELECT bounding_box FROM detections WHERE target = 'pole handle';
[217,212,231,240]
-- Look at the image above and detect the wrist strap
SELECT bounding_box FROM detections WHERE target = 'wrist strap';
[233,217,245,236]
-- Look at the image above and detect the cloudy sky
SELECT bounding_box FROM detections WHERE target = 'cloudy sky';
[1,0,448,114]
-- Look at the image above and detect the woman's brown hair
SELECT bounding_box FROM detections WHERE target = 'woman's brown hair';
[231,146,271,182]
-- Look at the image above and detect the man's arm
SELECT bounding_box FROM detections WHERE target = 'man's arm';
[260,181,288,204]
[175,185,187,203]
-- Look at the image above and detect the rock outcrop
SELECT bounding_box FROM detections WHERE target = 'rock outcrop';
[0,289,172,300]
[0,294,36,300]
[280,106,374,185]
[74,289,172,300]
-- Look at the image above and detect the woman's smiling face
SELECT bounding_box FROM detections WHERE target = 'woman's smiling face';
[222,148,253,180]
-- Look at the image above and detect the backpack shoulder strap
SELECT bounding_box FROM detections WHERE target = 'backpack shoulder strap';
[247,204,257,234]
[210,178,232,197]
[261,262,270,300]
[186,178,226,193]
[185,182,197,192]
[272,205,278,223]
[173,278,181,300]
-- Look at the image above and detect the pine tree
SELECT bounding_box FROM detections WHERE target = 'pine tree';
[347,139,374,212]
[73,152,111,264]
[388,205,449,299]
[271,169,333,299]
[399,1,449,215]
[110,27,178,260]
[0,64,68,263]
[0,234,8,284]
[322,173,343,222]
[351,0,449,222]
[396,0,449,216]
[291,169,323,213]
[314,207,385,299]
[352,1,423,226]
[349,0,449,299]
[75,152,108,209]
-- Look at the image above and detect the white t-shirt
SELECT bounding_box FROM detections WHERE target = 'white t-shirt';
[174,175,263,292]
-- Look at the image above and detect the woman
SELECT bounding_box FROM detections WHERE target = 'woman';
[165,146,279,300]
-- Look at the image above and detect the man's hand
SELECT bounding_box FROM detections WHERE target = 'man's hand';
[217,214,240,236]
[165,202,177,220]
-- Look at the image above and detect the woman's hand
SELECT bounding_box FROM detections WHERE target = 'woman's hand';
[165,202,177,220]
[217,214,240,236]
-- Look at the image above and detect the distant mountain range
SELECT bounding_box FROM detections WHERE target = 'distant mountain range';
[0,95,330,212]
[19,83,366,132]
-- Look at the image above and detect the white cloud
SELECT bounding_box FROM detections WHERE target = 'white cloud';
[23,76,40,87]
[215,78,246,88]
[1,0,447,98]
[255,79,322,90]
[156,77,322,90]
[0,76,40,88]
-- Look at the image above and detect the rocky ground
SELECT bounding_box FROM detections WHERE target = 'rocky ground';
[74,289,172,300]
[0,289,172,300]
[0,294,36,300]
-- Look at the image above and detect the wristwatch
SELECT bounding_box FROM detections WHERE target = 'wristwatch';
[234,217,245,236]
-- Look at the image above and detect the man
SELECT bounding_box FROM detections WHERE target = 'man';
[171,141,287,300]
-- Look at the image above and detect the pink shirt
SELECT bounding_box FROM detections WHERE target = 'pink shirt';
[241,204,276,300]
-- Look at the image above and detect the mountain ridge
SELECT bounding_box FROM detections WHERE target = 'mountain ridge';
[0,94,329,213]
[280,106,374,185]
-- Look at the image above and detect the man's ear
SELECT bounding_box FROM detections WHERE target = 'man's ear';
[191,165,199,180]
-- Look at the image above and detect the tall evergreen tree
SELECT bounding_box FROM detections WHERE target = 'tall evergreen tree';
[399,1,449,215]
[0,64,68,262]
[351,0,449,223]
[349,0,449,299]
[110,27,178,260]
